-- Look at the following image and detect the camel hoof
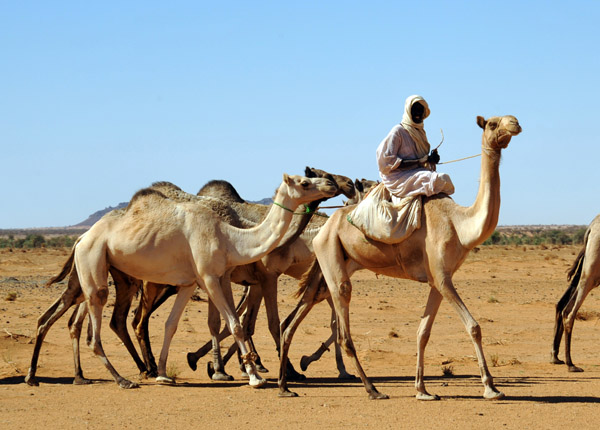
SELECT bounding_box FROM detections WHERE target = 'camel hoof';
[278,389,299,398]
[206,361,233,380]
[368,391,389,400]
[568,365,584,373]
[256,363,269,373]
[119,379,139,389]
[73,376,93,385]
[156,375,175,385]
[24,375,39,387]
[249,377,267,388]
[187,353,198,371]
[286,368,306,382]
[550,355,564,365]
[483,389,505,400]
[299,356,310,371]
[416,392,440,401]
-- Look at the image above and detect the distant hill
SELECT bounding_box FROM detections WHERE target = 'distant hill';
[74,202,129,227]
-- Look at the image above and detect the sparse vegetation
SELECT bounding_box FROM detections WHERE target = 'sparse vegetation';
[442,365,454,376]
[166,363,179,381]
[483,227,587,246]
[5,292,17,301]
[0,234,78,249]
[487,296,499,304]
[490,353,500,367]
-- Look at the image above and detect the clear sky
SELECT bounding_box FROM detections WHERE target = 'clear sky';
[1,1,598,228]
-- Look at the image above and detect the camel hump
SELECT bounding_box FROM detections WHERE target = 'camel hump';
[127,188,168,210]
[197,180,245,203]
[151,181,182,192]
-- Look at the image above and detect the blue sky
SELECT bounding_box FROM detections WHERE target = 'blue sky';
[1,1,598,228]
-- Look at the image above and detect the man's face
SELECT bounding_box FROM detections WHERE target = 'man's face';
[410,102,425,124]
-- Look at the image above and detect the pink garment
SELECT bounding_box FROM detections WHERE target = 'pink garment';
[376,124,454,198]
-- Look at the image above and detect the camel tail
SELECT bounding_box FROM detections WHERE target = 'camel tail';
[46,236,81,286]
[294,258,323,299]
[567,226,591,283]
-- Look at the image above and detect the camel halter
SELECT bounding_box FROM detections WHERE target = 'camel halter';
[273,202,316,215]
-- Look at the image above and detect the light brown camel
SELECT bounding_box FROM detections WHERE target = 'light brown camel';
[31,174,337,389]
[24,185,254,386]
[135,167,356,380]
[278,115,522,400]
[25,169,347,387]
[551,214,600,371]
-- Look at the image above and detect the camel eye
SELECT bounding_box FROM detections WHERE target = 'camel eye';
[301,180,310,188]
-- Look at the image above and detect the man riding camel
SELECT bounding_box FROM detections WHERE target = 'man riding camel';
[376,95,455,200]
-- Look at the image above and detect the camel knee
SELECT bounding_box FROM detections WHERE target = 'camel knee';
[231,323,244,339]
[468,323,482,342]
[338,280,352,300]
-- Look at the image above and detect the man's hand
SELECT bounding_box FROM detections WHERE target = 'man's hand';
[427,148,440,165]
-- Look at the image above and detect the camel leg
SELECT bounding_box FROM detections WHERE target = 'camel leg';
[278,263,330,397]
[75,250,138,389]
[434,274,502,400]
[108,269,147,375]
[132,283,178,377]
[325,268,388,400]
[25,277,84,386]
[551,282,577,364]
[207,300,234,381]
[415,287,443,400]
[187,286,251,372]
[156,286,196,384]
[562,277,596,372]
[68,303,92,385]
[299,299,354,379]
[202,275,266,388]
[260,276,305,380]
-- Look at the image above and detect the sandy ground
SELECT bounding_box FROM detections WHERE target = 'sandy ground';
[1,245,600,429]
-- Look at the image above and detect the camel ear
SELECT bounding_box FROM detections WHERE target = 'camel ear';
[283,173,291,184]
[354,178,364,192]
[304,166,316,178]
[476,116,486,129]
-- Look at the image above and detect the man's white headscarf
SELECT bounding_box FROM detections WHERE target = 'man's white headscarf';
[401,95,431,157]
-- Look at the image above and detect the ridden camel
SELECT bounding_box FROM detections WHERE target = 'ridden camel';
[28,173,337,389]
[278,115,522,400]
[551,214,600,371]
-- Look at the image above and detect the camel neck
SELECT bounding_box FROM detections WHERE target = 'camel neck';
[457,142,502,249]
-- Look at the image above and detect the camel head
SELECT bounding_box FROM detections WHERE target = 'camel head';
[477,115,522,150]
[305,166,356,199]
[281,173,338,204]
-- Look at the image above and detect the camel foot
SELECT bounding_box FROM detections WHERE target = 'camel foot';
[249,376,267,388]
[256,363,269,373]
[568,365,584,373]
[368,391,389,400]
[550,355,564,365]
[143,369,158,379]
[73,376,93,385]
[299,356,312,372]
[206,361,234,381]
[483,387,505,400]
[278,389,299,398]
[186,353,198,371]
[337,371,357,380]
[118,378,139,389]
[24,374,39,387]
[156,375,175,385]
[286,366,306,382]
[416,392,440,401]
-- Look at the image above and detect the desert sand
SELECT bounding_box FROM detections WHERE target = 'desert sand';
[1,245,600,429]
